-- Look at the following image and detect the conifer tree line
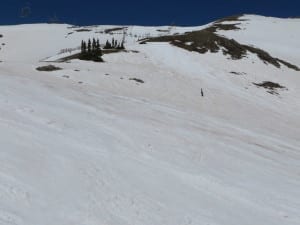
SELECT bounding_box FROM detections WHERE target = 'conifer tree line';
[80,37,125,62]
[80,38,103,62]
[80,38,125,54]
[81,38,102,55]
[104,37,125,50]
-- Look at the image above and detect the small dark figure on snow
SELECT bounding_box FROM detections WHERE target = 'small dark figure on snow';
[201,88,204,97]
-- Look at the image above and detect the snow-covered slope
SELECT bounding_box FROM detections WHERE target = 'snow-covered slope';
[0,15,299,225]
[216,15,300,67]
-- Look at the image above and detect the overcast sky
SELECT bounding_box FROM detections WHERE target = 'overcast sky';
[1,0,299,25]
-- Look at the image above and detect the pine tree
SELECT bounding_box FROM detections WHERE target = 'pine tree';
[81,40,87,53]
[92,38,96,52]
[96,39,101,52]
[104,40,112,49]
[96,39,100,51]
[120,40,125,49]
[84,41,87,53]
[87,39,91,53]
[81,40,84,53]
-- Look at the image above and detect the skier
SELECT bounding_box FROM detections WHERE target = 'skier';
[201,88,204,97]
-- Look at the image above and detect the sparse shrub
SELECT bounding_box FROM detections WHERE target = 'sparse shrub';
[59,47,80,54]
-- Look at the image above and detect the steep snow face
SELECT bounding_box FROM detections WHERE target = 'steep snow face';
[0,16,300,225]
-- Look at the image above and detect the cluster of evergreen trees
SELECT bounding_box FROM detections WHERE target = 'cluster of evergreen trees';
[79,37,125,62]
[104,38,125,50]
[80,38,103,62]
[81,39,102,54]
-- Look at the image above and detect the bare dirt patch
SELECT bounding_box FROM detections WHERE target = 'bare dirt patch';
[230,71,246,75]
[129,78,144,83]
[253,81,287,95]
[104,27,126,34]
[75,29,92,32]
[36,65,62,71]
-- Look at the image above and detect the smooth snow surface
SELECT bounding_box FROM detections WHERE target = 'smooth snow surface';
[0,15,299,225]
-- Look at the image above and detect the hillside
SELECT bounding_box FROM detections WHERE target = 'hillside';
[0,15,299,225]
